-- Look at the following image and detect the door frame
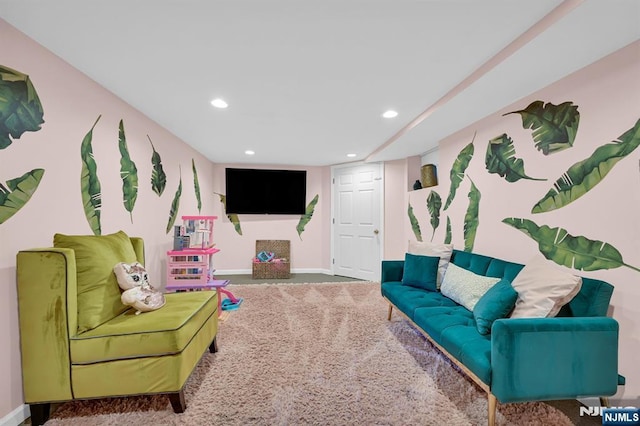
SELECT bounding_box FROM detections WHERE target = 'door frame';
[330,161,385,280]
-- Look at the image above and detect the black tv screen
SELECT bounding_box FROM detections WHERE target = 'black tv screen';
[225,168,307,214]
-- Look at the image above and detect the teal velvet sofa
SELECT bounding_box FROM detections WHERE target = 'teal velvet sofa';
[382,249,623,426]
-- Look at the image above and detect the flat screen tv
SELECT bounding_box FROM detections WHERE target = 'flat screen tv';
[225,168,307,214]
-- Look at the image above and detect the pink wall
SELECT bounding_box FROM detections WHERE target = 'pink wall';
[384,157,422,260]
[0,20,332,421]
[409,41,640,404]
[1,19,221,417]
[210,163,331,272]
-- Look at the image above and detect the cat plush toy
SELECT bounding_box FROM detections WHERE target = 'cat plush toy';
[113,262,166,315]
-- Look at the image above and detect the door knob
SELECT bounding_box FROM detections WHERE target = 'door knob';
[373,229,379,235]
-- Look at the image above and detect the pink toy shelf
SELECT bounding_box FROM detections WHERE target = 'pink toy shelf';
[166,216,219,288]
[165,215,242,315]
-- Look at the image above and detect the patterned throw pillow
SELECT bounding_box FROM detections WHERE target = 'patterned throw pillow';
[440,263,500,311]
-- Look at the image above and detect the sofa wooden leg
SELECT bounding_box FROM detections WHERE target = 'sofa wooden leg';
[487,393,497,426]
[29,403,51,426]
[387,304,393,321]
[169,391,186,413]
[600,397,610,407]
[209,336,218,353]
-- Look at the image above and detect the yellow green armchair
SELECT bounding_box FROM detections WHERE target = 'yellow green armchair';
[16,231,218,425]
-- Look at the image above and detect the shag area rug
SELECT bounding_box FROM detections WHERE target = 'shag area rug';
[45,282,575,425]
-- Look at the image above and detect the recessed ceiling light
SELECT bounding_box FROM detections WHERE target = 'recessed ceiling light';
[245,150,255,155]
[382,110,398,118]
[211,98,228,108]
[347,153,357,158]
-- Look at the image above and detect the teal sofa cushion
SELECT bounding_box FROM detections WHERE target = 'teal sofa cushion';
[560,277,613,317]
[473,279,518,335]
[413,305,492,385]
[441,326,492,385]
[402,253,439,291]
[382,282,456,320]
[450,250,493,275]
[413,305,474,344]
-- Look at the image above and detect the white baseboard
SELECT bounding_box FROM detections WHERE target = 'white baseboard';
[292,268,333,275]
[216,268,333,276]
[0,404,29,426]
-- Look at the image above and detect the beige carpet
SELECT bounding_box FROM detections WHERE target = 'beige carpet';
[44,282,576,425]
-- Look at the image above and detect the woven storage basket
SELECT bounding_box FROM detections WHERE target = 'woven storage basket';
[252,240,291,279]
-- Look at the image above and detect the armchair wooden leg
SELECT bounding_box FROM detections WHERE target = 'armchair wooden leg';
[29,403,51,426]
[600,397,610,407]
[387,304,393,321]
[487,393,497,426]
[169,390,186,413]
[209,336,218,353]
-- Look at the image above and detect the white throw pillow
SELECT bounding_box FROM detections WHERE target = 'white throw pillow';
[440,263,500,311]
[510,256,582,318]
[408,240,454,288]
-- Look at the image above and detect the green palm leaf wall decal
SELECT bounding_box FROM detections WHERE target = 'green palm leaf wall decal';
[444,133,475,210]
[426,190,441,241]
[485,134,546,182]
[296,194,319,240]
[502,217,640,273]
[463,177,480,252]
[215,192,242,235]
[118,120,138,222]
[148,136,166,196]
[0,65,44,149]
[532,118,640,213]
[408,201,422,242]
[0,168,45,224]
[444,216,452,244]
[80,115,102,235]
[166,167,182,234]
[192,159,202,213]
[505,100,579,155]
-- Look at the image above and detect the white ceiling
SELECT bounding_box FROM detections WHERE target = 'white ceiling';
[1,1,639,166]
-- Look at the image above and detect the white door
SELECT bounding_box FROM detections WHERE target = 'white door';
[332,163,383,281]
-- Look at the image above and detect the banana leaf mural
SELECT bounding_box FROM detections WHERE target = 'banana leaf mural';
[166,167,182,234]
[444,216,452,245]
[505,100,579,155]
[296,194,319,240]
[81,115,102,235]
[215,192,242,235]
[0,65,44,150]
[192,159,202,213]
[463,177,480,252]
[408,201,422,242]
[485,133,546,182]
[148,136,166,196]
[502,217,640,273]
[532,118,640,213]
[118,120,138,222]
[444,133,475,210]
[0,168,45,224]
[426,190,441,242]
